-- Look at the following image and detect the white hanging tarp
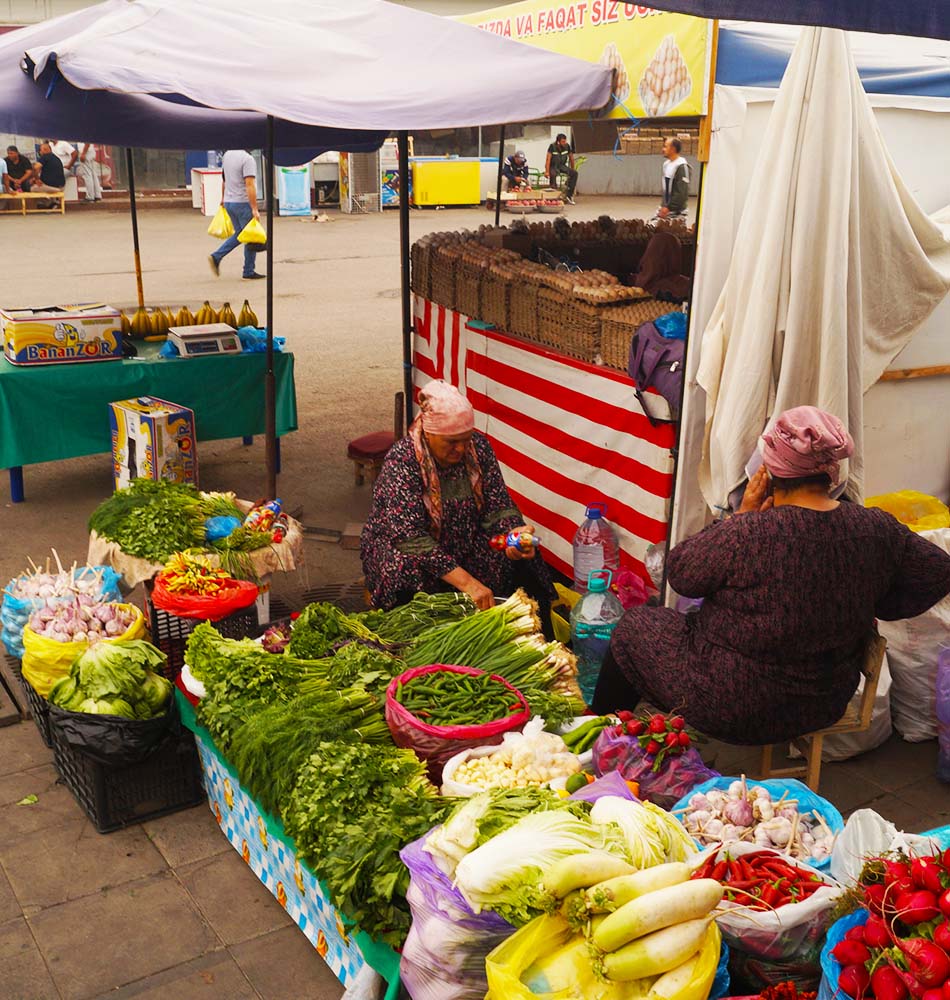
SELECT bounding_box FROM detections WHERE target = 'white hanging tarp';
[695,26,950,511]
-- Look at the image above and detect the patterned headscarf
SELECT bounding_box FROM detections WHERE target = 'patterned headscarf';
[761,406,854,486]
[409,381,483,539]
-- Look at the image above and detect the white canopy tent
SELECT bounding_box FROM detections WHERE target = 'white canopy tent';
[12,0,613,500]
[671,25,950,546]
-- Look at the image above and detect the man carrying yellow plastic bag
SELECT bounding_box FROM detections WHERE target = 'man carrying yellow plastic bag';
[208,149,266,280]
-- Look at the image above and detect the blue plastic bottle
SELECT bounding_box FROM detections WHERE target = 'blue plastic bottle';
[570,569,624,706]
[572,503,620,595]
[937,644,950,783]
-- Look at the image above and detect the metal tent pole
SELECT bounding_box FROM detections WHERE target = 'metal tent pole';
[398,130,413,432]
[125,148,145,308]
[493,125,506,228]
[264,116,277,500]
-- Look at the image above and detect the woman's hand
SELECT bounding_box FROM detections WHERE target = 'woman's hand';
[505,523,537,561]
[463,578,495,610]
[443,566,495,609]
[737,466,774,514]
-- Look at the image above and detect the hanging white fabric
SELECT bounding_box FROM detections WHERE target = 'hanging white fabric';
[695,26,950,510]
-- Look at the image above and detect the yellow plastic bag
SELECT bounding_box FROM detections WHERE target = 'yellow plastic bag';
[207,204,234,239]
[486,914,720,1000]
[237,217,267,245]
[21,604,147,698]
[865,490,950,533]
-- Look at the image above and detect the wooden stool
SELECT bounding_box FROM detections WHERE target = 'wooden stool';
[346,392,405,486]
[759,630,887,791]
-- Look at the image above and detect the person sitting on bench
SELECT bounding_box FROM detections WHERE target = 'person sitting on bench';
[31,142,66,201]
[3,146,32,194]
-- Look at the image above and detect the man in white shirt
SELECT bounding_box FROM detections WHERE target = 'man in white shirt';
[654,137,689,222]
[209,149,265,280]
[49,139,77,173]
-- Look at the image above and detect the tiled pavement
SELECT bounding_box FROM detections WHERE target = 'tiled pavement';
[0,722,344,1000]
[0,716,946,1000]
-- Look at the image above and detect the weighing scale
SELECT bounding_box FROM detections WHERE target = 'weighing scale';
[168,323,242,357]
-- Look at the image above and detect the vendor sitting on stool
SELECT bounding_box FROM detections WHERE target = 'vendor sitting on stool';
[361,379,552,611]
[592,405,950,745]
[501,150,530,193]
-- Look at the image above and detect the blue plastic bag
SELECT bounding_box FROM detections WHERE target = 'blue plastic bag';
[237,326,285,353]
[204,515,242,542]
[671,777,844,871]
[654,311,688,340]
[711,941,731,1000]
[816,909,868,1000]
[1,566,123,658]
[922,823,950,849]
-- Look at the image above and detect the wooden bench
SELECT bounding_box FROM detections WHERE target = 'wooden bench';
[0,191,66,215]
[759,629,887,791]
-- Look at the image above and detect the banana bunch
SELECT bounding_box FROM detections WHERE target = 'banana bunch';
[161,551,233,595]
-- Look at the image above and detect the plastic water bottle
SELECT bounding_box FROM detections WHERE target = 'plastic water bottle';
[571,570,624,706]
[572,503,620,594]
[937,644,950,783]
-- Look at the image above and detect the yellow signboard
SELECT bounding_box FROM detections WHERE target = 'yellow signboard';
[457,2,712,119]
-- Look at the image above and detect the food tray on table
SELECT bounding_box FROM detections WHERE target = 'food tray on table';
[456,255,488,319]
[600,300,680,371]
[176,691,401,999]
[481,268,512,330]
[430,245,461,311]
[410,241,433,300]
[509,282,540,340]
[51,716,204,833]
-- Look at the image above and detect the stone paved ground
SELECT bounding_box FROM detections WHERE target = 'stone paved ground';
[0,197,947,998]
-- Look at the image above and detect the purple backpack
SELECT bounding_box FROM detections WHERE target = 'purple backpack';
[627,321,684,424]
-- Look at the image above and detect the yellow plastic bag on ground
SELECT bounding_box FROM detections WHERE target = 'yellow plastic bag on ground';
[486,914,720,1000]
[207,204,234,239]
[237,217,267,244]
[865,490,950,532]
[21,604,147,697]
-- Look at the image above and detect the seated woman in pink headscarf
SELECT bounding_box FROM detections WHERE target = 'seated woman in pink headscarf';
[593,406,950,745]
[361,379,551,611]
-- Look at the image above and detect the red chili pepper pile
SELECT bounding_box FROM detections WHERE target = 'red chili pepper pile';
[760,982,817,1000]
[691,850,827,910]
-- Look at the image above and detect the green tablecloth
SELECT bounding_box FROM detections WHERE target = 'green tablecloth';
[0,343,297,469]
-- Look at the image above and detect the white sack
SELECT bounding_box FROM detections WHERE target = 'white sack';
[877,527,950,741]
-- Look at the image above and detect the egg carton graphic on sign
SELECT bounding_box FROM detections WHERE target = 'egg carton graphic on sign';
[600,42,630,105]
[638,35,693,118]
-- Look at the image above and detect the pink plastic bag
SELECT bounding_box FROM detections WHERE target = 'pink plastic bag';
[593,727,718,809]
[385,665,530,783]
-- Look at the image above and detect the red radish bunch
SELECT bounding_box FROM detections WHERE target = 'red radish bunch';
[612,711,692,772]
[837,851,950,1000]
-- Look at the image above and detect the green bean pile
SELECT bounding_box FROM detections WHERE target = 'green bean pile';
[395,669,523,727]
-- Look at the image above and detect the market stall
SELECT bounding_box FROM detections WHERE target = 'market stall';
[0,339,297,503]
[409,216,692,580]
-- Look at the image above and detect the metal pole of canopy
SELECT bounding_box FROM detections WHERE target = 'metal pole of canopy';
[494,125,506,228]
[264,116,277,501]
[125,149,145,308]
[398,131,413,433]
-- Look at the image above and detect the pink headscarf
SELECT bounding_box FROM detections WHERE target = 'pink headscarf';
[418,380,475,436]
[761,406,854,485]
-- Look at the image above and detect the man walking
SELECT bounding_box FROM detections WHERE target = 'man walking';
[545,133,578,204]
[655,137,689,221]
[209,149,265,280]
[76,143,102,202]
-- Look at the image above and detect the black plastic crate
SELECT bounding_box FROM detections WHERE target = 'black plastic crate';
[12,661,53,748]
[144,589,258,679]
[51,723,204,834]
